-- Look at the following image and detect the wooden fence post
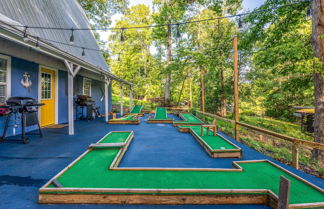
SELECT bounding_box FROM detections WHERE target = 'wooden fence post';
[278,176,290,209]
[233,35,240,142]
[292,143,299,169]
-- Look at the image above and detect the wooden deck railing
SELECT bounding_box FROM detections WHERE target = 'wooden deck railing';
[195,110,324,169]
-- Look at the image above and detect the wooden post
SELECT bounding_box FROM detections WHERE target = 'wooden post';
[67,72,74,135]
[201,68,205,112]
[129,86,133,112]
[120,83,124,116]
[64,60,81,135]
[292,143,299,169]
[278,176,290,209]
[104,77,111,123]
[233,35,240,142]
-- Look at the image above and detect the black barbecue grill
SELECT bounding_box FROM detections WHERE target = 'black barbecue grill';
[0,97,44,144]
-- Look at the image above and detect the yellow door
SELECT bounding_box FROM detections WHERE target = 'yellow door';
[40,68,56,127]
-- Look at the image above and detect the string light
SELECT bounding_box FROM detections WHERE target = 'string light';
[120,28,125,42]
[82,47,85,56]
[23,26,29,42]
[35,37,40,48]
[176,24,181,38]
[70,28,74,44]
[0,0,308,54]
[238,15,243,29]
[306,7,311,20]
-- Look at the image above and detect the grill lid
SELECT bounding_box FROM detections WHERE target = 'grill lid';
[6,97,38,106]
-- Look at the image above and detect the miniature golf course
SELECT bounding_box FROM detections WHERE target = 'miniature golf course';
[178,125,242,158]
[147,107,173,123]
[39,131,324,208]
[173,113,204,126]
[108,115,140,124]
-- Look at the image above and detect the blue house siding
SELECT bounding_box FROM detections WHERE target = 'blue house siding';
[58,70,68,124]
[0,56,39,137]
[0,55,112,138]
[73,75,110,120]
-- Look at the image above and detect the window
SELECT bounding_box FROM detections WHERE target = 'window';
[41,72,52,99]
[0,55,11,104]
[83,78,91,96]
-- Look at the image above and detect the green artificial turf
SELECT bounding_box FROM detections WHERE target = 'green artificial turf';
[174,113,203,124]
[112,115,137,121]
[180,126,237,150]
[130,105,142,114]
[47,141,324,205]
[155,107,167,119]
[100,132,132,144]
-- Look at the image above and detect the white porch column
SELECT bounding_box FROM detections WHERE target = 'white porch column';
[104,76,111,123]
[120,83,124,116]
[129,86,133,111]
[64,60,81,135]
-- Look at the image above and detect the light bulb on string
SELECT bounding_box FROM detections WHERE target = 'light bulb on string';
[23,26,29,42]
[70,28,74,44]
[306,7,311,20]
[82,47,85,56]
[120,28,125,42]
[35,37,40,48]
[238,15,243,29]
[176,24,181,38]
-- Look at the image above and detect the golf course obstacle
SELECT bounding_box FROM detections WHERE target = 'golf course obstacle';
[39,131,324,208]
[147,107,173,123]
[178,125,242,158]
[173,113,204,126]
[126,105,144,116]
[108,115,140,125]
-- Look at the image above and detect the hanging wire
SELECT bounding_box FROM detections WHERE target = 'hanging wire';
[0,0,309,31]
[0,0,310,54]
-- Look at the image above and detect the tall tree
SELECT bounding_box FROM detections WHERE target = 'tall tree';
[311,0,324,160]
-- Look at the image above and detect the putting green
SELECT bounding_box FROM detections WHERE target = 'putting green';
[130,105,143,114]
[114,115,136,121]
[174,113,203,124]
[181,125,237,150]
[155,107,167,119]
[42,131,324,206]
[149,107,172,121]
[100,132,131,143]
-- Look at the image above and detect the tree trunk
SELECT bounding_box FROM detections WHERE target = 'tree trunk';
[189,77,193,108]
[311,0,324,160]
[220,68,227,116]
[201,68,205,112]
[165,24,172,105]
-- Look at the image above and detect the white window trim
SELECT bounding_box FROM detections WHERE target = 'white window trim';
[83,77,91,96]
[0,54,11,102]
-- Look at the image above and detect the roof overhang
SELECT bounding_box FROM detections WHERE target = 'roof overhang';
[0,21,132,86]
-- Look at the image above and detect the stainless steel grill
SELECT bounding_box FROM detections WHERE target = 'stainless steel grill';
[0,97,44,144]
